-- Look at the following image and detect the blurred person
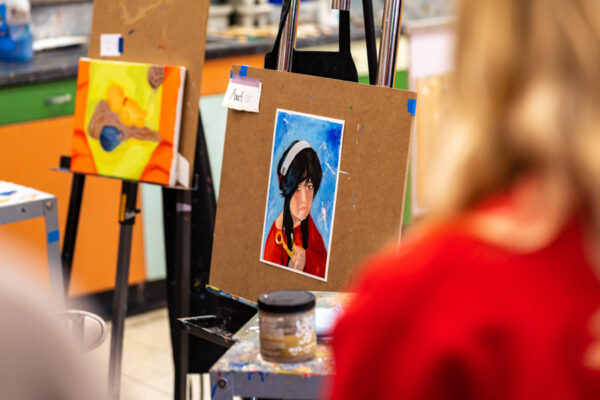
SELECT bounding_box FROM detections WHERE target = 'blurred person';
[0,266,105,400]
[329,0,600,399]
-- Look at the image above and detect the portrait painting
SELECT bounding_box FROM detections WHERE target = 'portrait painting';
[260,109,345,281]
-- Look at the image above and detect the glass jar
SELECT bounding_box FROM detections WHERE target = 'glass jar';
[258,290,316,363]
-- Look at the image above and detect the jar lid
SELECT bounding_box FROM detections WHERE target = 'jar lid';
[258,290,315,313]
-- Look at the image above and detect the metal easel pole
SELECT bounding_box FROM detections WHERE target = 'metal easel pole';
[361,0,378,84]
[277,0,300,71]
[108,181,140,400]
[377,0,404,87]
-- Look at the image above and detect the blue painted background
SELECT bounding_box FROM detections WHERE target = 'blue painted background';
[261,109,344,258]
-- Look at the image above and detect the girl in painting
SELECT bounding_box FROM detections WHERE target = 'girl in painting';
[263,140,328,278]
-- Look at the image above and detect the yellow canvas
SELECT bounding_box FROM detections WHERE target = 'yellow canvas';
[71,57,186,186]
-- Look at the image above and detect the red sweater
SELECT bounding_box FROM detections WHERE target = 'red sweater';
[329,216,600,399]
[263,215,327,278]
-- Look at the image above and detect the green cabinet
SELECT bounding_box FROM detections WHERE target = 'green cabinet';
[0,78,77,125]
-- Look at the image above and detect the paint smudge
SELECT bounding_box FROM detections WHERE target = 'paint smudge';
[324,161,336,176]
[319,202,329,233]
[118,0,164,25]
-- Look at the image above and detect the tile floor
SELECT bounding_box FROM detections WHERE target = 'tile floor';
[87,308,175,400]
[86,308,228,400]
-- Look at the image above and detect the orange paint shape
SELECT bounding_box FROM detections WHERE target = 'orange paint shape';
[70,129,97,174]
[140,66,182,185]
[159,66,181,146]
[140,141,173,185]
[71,59,96,174]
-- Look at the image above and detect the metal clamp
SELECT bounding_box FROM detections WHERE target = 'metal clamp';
[332,0,351,11]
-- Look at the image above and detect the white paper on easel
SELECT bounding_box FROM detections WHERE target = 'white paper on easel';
[176,154,190,188]
[222,79,262,113]
[99,33,123,57]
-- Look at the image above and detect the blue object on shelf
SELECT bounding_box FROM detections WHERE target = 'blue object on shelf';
[0,3,33,62]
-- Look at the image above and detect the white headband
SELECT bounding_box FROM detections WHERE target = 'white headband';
[280,141,312,176]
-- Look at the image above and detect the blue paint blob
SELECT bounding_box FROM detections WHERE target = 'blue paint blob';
[99,125,124,152]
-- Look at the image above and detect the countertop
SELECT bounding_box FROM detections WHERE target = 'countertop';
[0,29,366,88]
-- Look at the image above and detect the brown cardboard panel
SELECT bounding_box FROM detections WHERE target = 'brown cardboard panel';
[88,0,210,187]
[209,66,417,302]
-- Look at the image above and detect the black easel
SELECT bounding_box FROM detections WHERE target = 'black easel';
[163,114,214,400]
[60,168,84,296]
[59,166,142,399]
[60,158,193,400]
[107,180,140,399]
[171,2,380,400]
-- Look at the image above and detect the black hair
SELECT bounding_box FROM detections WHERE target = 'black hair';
[277,141,322,253]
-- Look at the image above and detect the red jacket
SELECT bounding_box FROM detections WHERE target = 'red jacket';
[263,215,327,278]
[329,215,600,399]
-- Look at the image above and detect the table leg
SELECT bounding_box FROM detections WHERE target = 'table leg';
[209,371,234,400]
[43,196,64,308]
[108,181,139,400]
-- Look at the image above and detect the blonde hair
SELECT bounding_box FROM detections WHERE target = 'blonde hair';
[427,0,600,221]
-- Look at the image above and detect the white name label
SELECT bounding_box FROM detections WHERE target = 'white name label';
[100,34,122,57]
[222,78,262,113]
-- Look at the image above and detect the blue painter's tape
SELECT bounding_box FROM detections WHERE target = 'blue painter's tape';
[118,37,124,53]
[407,99,417,116]
[240,65,248,77]
[47,230,59,244]
[230,69,233,78]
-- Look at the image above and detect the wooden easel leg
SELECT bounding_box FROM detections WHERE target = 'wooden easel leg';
[61,172,86,297]
[174,189,192,400]
[108,181,139,400]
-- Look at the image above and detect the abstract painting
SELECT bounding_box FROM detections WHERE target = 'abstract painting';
[260,109,344,281]
[71,57,186,186]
